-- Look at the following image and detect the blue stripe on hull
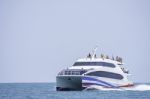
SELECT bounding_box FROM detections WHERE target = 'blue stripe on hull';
[82,76,118,88]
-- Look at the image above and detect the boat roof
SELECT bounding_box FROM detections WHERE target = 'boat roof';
[74,47,124,65]
[75,58,124,65]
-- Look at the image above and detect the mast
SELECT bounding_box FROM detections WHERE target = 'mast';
[91,46,98,59]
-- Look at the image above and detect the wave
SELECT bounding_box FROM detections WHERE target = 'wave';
[123,84,150,91]
[84,84,150,91]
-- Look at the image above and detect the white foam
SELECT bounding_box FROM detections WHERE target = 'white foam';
[84,84,150,91]
[123,84,150,91]
[84,85,122,91]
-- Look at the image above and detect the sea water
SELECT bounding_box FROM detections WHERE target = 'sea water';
[0,83,150,99]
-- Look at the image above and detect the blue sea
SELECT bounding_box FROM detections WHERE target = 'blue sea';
[0,83,150,99]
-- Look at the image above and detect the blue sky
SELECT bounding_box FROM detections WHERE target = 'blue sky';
[0,0,150,83]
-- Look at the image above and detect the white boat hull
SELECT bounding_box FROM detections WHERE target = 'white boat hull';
[56,75,133,91]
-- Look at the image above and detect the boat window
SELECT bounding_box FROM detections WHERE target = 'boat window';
[86,71,123,80]
[58,69,87,75]
[73,62,115,68]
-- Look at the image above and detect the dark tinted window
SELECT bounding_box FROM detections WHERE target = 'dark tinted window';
[58,69,87,75]
[73,62,115,68]
[86,71,123,80]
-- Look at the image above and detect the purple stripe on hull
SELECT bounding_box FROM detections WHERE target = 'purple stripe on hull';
[82,76,118,88]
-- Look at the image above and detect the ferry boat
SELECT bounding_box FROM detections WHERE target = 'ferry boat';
[56,48,134,91]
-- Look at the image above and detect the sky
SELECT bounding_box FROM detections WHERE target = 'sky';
[0,0,150,83]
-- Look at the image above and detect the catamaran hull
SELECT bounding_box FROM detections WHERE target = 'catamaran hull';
[56,76,84,91]
[56,76,133,91]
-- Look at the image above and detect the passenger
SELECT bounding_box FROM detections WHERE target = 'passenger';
[116,56,122,63]
[112,56,114,60]
[103,54,106,59]
[106,55,109,59]
[94,54,97,58]
[87,53,91,58]
[118,57,121,62]
[116,56,119,61]
[119,57,123,63]
[101,54,104,60]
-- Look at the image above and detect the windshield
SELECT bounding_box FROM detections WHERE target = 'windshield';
[73,62,115,68]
